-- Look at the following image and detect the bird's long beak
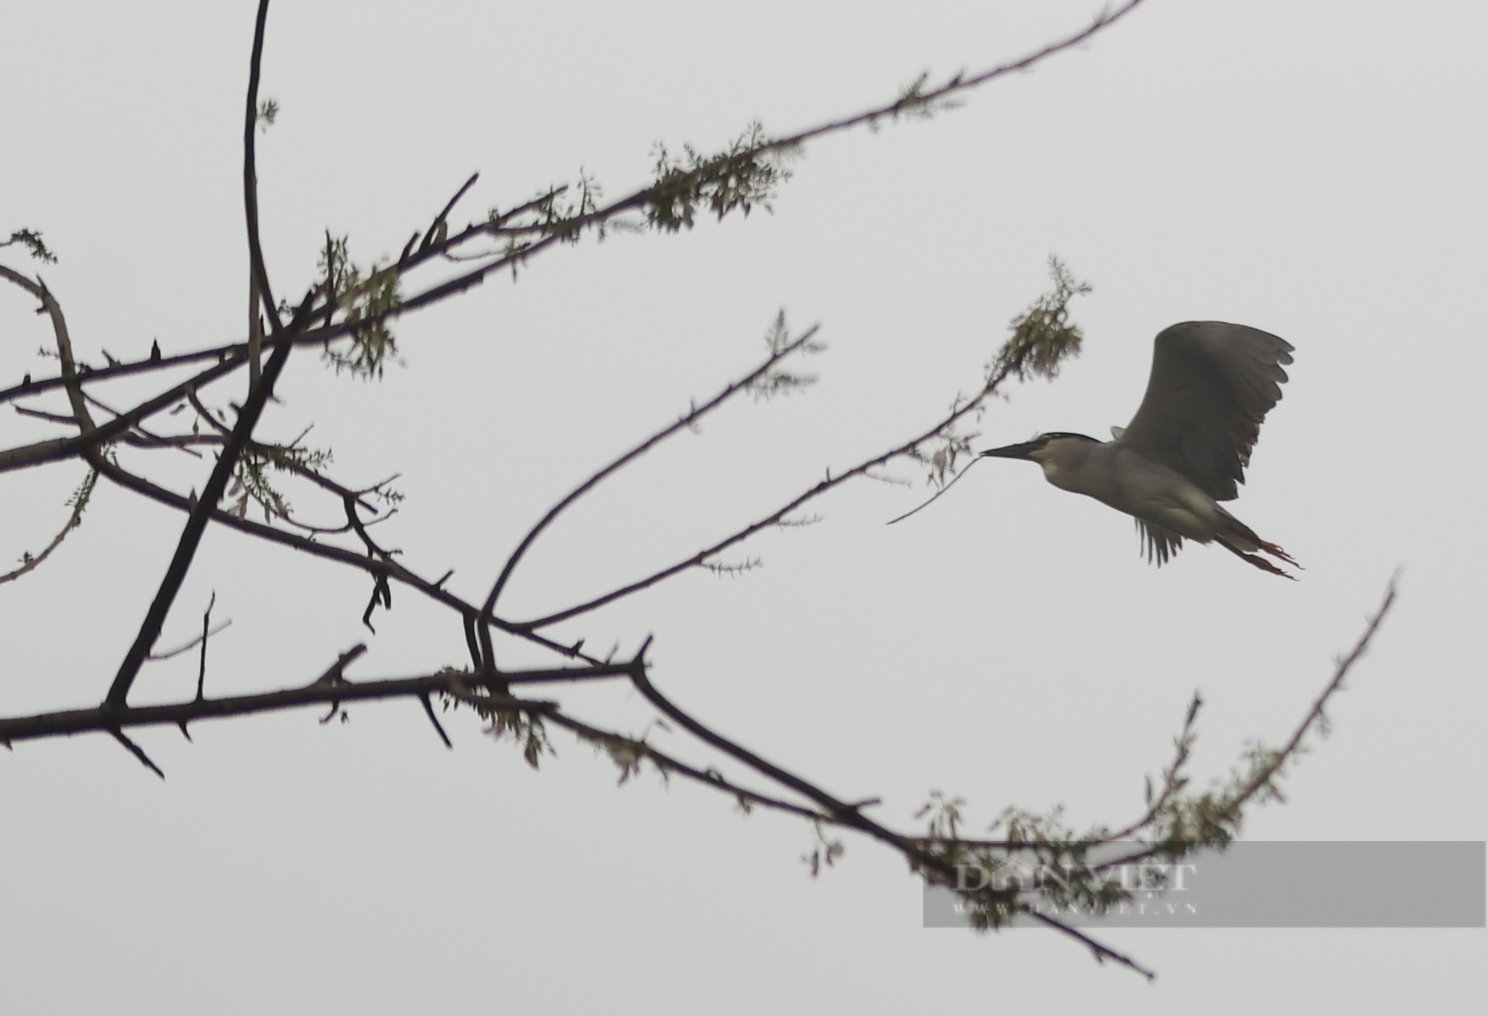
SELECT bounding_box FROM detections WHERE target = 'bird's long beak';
[979,440,1042,461]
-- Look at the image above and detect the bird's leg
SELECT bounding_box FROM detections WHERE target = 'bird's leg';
[1236,550,1298,580]
[1256,539,1301,569]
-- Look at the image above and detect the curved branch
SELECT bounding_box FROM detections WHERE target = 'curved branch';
[482,324,820,615]
[0,468,95,585]
[242,0,281,337]
[0,263,96,454]
[86,453,586,665]
[616,646,1153,977]
[519,361,1012,629]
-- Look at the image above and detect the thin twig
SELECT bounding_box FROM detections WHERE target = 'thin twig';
[520,365,1014,629]
[421,172,480,251]
[1019,908,1157,980]
[482,324,820,619]
[1093,575,1400,873]
[0,468,94,584]
[242,0,281,337]
[150,621,231,662]
[885,456,985,525]
[195,593,216,701]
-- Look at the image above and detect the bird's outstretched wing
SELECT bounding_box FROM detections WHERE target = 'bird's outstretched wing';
[1113,321,1293,501]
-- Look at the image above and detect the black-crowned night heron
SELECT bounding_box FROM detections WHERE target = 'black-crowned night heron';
[981,321,1299,578]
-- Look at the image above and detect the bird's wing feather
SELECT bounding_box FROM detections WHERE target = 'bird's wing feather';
[1113,322,1293,501]
[1136,519,1185,566]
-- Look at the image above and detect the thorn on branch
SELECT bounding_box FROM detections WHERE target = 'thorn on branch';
[399,232,420,265]
[420,693,452,749]
[313,644,368,686]
[315,644,366,726]
[112,728,165,779]
[621,637,654,682]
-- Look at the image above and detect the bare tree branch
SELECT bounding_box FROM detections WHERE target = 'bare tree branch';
[242,0,282,341]
[518,361,1013,630]
[1,659,636,746]
[481,322,821,631]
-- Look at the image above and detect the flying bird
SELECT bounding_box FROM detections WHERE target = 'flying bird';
[979,321,1299,577]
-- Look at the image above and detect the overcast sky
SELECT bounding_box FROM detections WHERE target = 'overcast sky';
[3,1,1485,1012]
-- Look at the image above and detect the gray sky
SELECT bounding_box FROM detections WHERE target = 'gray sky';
[3,0,1485,1012]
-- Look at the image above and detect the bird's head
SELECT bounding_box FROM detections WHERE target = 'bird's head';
[979,432,1098,466]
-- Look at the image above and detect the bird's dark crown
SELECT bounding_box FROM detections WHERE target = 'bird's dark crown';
[1033,431,1098,444]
